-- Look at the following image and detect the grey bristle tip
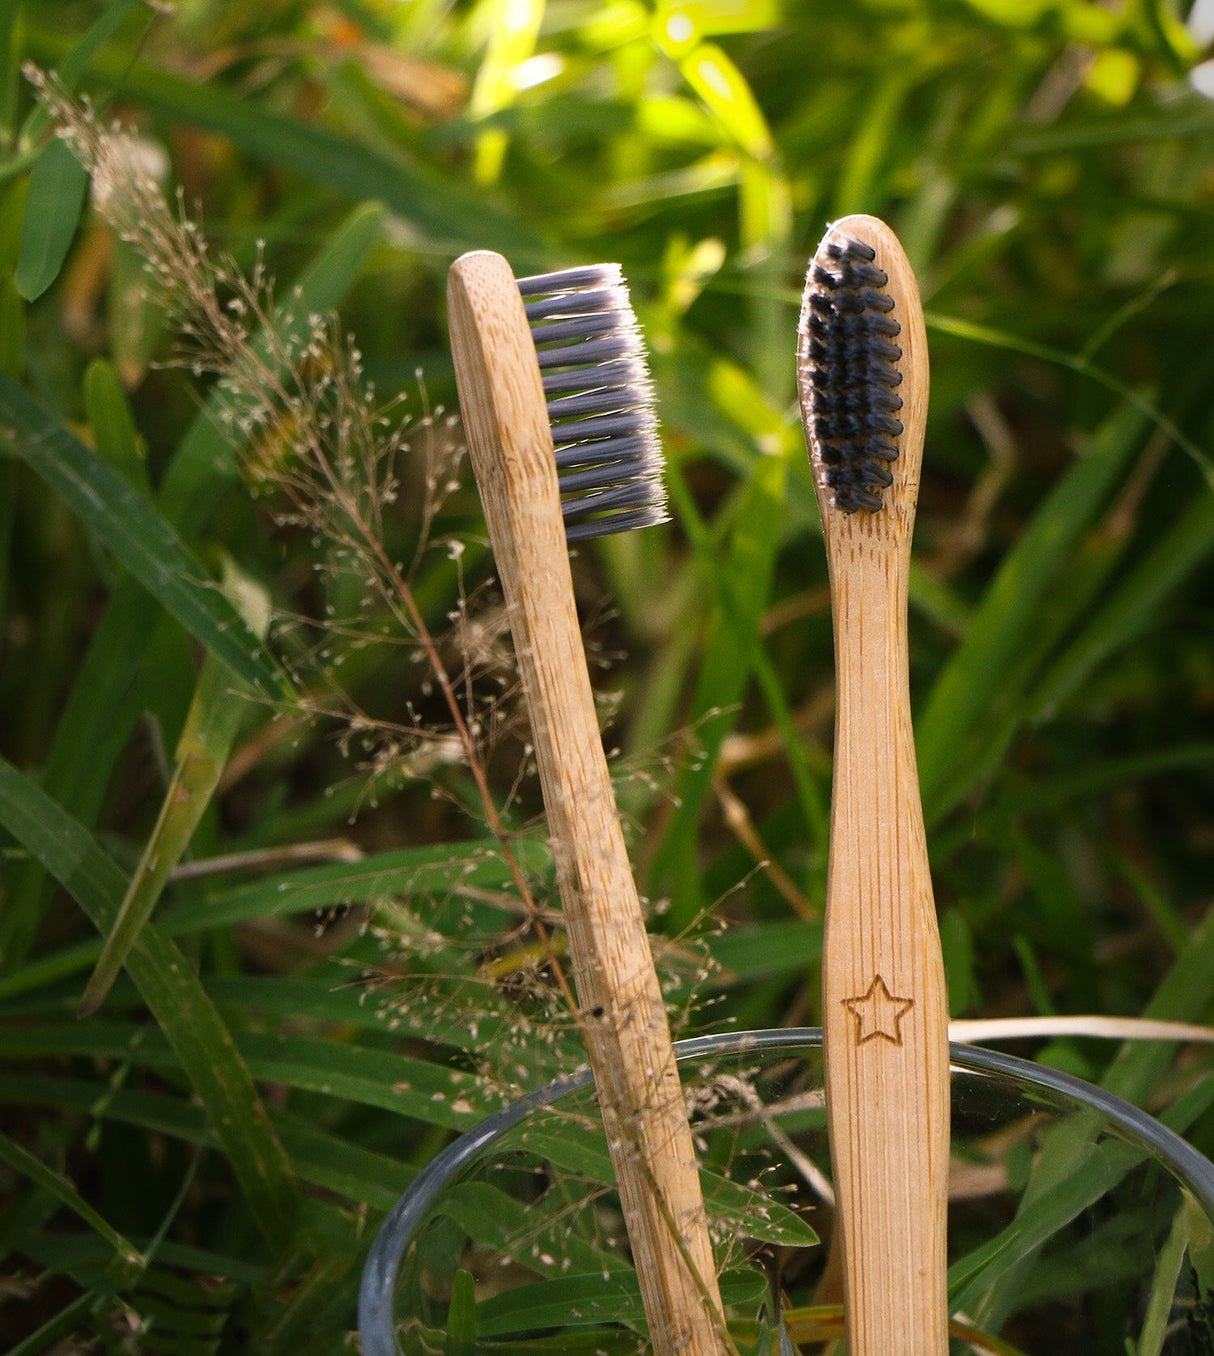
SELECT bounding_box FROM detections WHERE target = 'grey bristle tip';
[801,234,904,514]
[517,264,668,541]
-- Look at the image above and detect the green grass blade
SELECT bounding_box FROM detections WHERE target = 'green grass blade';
[0,0,21,147]
[0,1020,493,1130]
[926,311,1213,482]
[0,200,389,974]
[648,444,789,928]
[83,357,148,494]
[676,42,773,159]
[79,571,268,1016]
[14,0,146,149]
[446,1269,478,1356]
[6,1294,96,1356]
[39,0,145,92]
[1029,487,1214,721]
[969,907,1214,1325]
[0,200,386,976]
[0,1128,143,1281]
[23,33,543,263]
[14,134,88,300]
[933,743,1214,858]
[0,1072,412,1209]
[834,69,909,215]
[0,586,153,974]
[949,1132,1143,1316]
[234,1032,489,1129]
[182,838,549,926]
[0,756,300,1249]
[0,373,287,698]
[1101,907,1214,1106]
[917,403,1146,822]
[1135,1201,1190,1356]
[0,840,549,1004]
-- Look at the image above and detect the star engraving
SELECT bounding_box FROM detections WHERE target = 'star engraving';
[842,974,915,1046]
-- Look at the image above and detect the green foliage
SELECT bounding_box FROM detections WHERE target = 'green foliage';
[2,0,1214,1350]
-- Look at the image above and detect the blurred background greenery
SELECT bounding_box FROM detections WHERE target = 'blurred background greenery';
[2,0,1214,1350]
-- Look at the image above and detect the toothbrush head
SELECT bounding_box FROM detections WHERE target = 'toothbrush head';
[799,230,906,515]
[517,265,668,543]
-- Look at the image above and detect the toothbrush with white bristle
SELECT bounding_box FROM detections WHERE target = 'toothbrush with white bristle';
[448,250,729,1356]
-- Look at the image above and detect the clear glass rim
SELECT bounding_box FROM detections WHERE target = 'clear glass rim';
[358,1027,1214,1356]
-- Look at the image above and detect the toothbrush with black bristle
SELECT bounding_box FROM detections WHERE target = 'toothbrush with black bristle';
[796,215,950,1356]
[447,251,728,1356]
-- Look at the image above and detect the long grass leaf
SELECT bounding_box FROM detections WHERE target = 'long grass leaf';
[15,0,146,147]
[0,205,383,974]
[23,33,543,262]
[926,312,1212,480]
[0,1128,143,1280]
[1101,906,1214,1106]
[916,403,1146,821]
[0,757,300,1248]
[0,374,286,697]
[0,0,20,145]
[79,567,270,1015]
[1136,1202,1191,1356]
[0,1072,412,1209]
[970,907,1214,1326]
[14,135,88,299]
[1,1019,494,1130]
[0,839,550,1006]
[83,357,148,494]
[1029,488,1214,721]
[446,1269,477,1356]
[649,446,789,927]
[949,1134,1143,1315]
[6,1294,96,1356]
[179,836,550,929]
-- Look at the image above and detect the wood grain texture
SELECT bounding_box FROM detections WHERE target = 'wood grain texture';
[797,215,950,1356]
[448,250,727,1356]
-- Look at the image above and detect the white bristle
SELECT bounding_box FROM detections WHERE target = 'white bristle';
[517,264,668,542]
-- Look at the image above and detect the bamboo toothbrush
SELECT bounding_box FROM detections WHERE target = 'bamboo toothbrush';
[447,251,727,1356]
[796,215,950,1356]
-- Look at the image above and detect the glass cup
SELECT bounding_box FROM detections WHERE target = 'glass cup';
[359,1029,1214,1355]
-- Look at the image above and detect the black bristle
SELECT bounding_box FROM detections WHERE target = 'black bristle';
[516,264,667,542]
[802,235,903,513]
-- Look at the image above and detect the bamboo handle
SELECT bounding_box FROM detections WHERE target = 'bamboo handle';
[800,216,950,1356]
[448,251,727,1356]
